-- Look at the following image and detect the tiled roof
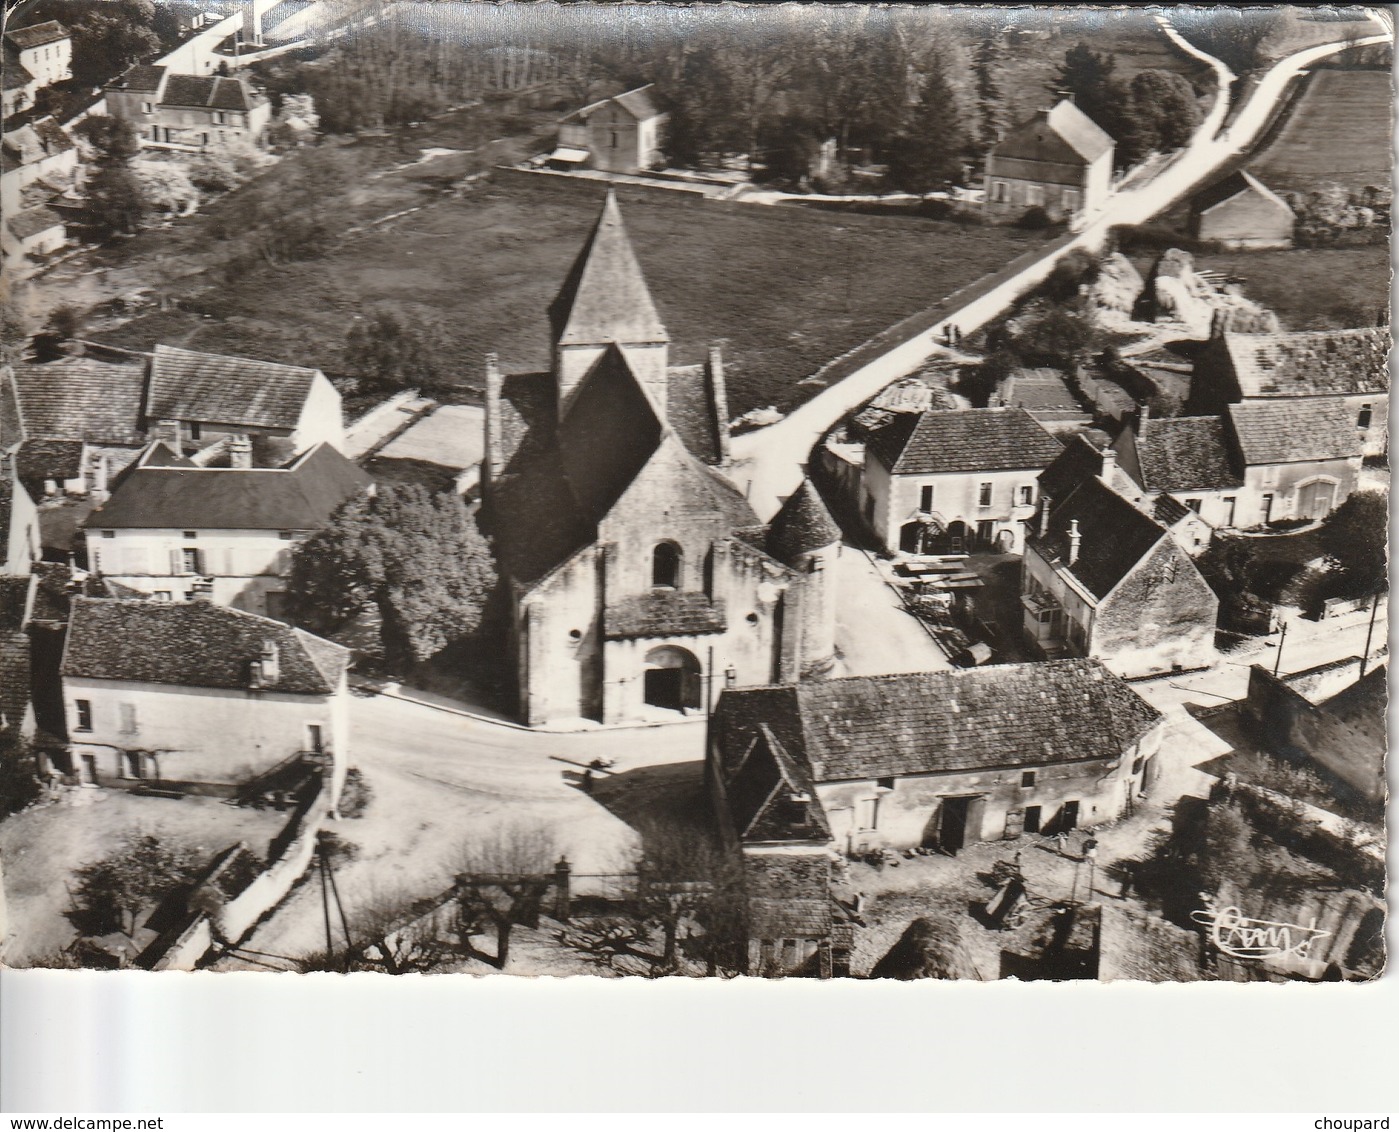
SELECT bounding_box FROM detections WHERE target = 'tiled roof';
[743,852,834,938]
[1227,398,1363,466]
[6,21,70,49]
[766,479,840,565]
[160,74,259,111]
[0,467,14,541]
[1038,432,1107,503]
[1193,170,1295,217]
[85,442,370,530]
[108,64,166,93]
[724,724,832,845]
[6,205,64,242]
[715,658,1160,784]
[62,597,349,695]
[3,44,34,90]
[11,357,147,445]
[868,407,1063,475]
[664,362,726,467]
[16,438,83,484]
[1032,477,1167,601]
[1153,493,1193,527]
[1001,368,1082,413]
[611,84,662,121]
[0,573,33,731]
[1,117,74,165]
[991,100,1113,167]
[1222,327,1390,398]
[549,191,667,348]
[1134,416,1241,492]
[0,369,25,455]
[0,573,31,630]
[147,344,323,430]
[604,590,726,639]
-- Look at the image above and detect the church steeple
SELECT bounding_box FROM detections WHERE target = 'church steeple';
[550,191,669,411]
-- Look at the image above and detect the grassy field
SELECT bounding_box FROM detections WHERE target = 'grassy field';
[1190,244,1390,331]
[99,175,1047,417]
[1249,68,1394,194]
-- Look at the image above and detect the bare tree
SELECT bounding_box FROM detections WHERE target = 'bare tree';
[452,822,559,970]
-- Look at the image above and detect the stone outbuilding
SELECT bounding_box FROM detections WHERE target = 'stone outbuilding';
[709,658,1164,856]
[1189,170,1295,249]
[983,100,1114,224]
[482,192,840,726]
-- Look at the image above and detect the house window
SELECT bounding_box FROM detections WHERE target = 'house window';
[119,703,137,734]
[141,101,153,114]
[189,423,202,441]
[855,796,880,831]
[877,777,895,791]
[1021,770,1037,788]
[1261,493,1274,523]
[919,485,934,512]
[101,529,115,539]
[978,482,993,507]
[1358,403,1372,429]
[651,541,681,588]
[213,111,225,124]
[154,591,172,601]
[1063,189,1080,213]
[75,700,92,732]
[992,181,1008,203]
[1025,184,1044,207]
[1019,485,1034,505]
[183,531,197,540]
[1185,498,1202,513]
[307,724,324,752]
[151,125,160,141]
[1222,497,1237,527]
[782,939,800,969]
[182,548,201,574]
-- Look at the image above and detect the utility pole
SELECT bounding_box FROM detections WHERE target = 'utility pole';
[1360,589,1382,677]
[1273,620,1287,677]
[318,840,334,966]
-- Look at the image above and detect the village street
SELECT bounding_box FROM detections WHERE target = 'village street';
[729,15,1394,522]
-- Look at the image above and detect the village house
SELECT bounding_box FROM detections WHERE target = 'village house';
[0,573,37,740]
[1188,325,1389,458]
[1112,413,1243,530]
[2,21,72,118]
[482,191,841,726]
[81,440,371,618]
[553,85,668,174]
[1,372,40,576]
[145,344,347,458]
[61,597,351,804]
[104,66,273,150]
[1,117,79,213]
[709,659,1164,860]
[1021,473,1218,677]
[1189,170,1296,248]
[857,406,1064,555]
[1224,398,1364,523]
[983,99,1114,224]
[2,204,67,279]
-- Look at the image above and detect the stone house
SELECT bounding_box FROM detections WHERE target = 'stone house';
[81,440,371,618]
[1022,475,1218,676]
[1,117,79,213]
[709,658,1164,857]
[2,21,72,117]
[983,100,1114,224]
[146,344,347,458]
[1188,325,1389,458]
[858,407,1064,555]
[104,66,272,151]
[482,192,840,726]
[555,85,667,173]
[2,205,66,276]
[1189,170,1296,248]
[1112,414,1243,530]
[61,597,351,803]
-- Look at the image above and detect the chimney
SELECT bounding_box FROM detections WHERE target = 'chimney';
[229,435,253,469]
[1038,493,1052,538]
[1069,518,1082,566]
[149,419,182,446]
[707,343,731,467]
[251,640,280,688]
[1100,446,1118,484]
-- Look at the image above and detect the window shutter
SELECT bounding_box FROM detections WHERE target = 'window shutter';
[170,548,184,575]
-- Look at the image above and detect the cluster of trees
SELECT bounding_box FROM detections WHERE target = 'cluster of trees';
[12,0,162,90]
[70,832,203,938]
[1286,182,1392,247]
[1052,44,1203,168]
[1172,8,1284,75]
[287,483,498,671]
[1316,491,1387,600]
[74,115,148,234]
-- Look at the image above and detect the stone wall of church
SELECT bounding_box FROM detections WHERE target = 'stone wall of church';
[519,549,604,726]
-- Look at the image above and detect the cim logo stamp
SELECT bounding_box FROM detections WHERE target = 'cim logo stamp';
[1190,905,1333,961]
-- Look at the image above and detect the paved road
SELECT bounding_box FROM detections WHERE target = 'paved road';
[832,547,951,677]
[729,17,1394,521]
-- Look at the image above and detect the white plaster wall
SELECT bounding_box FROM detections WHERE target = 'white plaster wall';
[296,373,347,452]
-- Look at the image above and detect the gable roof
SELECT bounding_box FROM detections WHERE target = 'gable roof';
[549,191,667,348]
[84,442,370,531]
[1227,398,1363,466]
[992,100,1114,168]
[108,64,167,93]
[16,437,83,485]
[6,21,69,50]
[147,344,324,430]
[1153,492,1194,527]
[3,43,34,90]
[62,597,349,695]
[723,724,832,844]
[867,407,1063,476]
[1220,327,1390,398]
[715,659,1161,784]
[11,358,147,445]
[1038,432,1108,503]
[1133,416,1242,492]
[0,369,25,455]
[664,360,727,467]
[1193,170,1295,218]
[1,117,74,166]
[1032,477,1168,601]
[160,74,260,111]
[767,479,840,565]
[611,84,662,121]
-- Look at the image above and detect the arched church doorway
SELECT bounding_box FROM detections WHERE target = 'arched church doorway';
[643,645,703,712]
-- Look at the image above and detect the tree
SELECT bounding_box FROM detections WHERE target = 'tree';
[1051,43,1119,129]
[1172,9,1283,75]
[287,484,498,668]
[452,822,559,970]
[71,833,202,937]
[344,306,448,390]
[882,66,969,194]
[74,116,141,165]
[1128,70,1202,152]
[971,22,1010,154]
[16,0,159,88]
[1,291,36,365]
[85,162,148,234]
[132,159,200,217]
[757,114,822,187]
[1317,491,1388,598]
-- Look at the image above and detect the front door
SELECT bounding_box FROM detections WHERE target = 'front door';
[1298,480,1336,520]
[938,795,986,854]
[976,520,995,548]
[643,668,684,710]
[1058,799,1080,833]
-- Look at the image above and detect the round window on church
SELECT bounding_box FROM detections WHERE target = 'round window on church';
[569,629,582,641]
[746,612,759,626]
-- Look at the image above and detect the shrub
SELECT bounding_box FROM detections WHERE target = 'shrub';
[1016,205,1052,230]
[338,767,373,819]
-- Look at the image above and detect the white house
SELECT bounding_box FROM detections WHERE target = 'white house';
[858,407,1064,555]
[82,440,371,618]
[0,117,79,214]
[555,85,667,174]
[61,597,351,804]
[146,344,347,457]
[983,100,1114,224]
[2,21,72,117]
[1,461,40,575]
[104,67,273,151]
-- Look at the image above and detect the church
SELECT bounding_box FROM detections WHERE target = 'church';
[481,192,841,727]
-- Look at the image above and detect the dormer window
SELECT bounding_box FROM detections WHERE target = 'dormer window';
[651,541,681,588]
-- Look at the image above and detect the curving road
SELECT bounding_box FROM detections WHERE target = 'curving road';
[730,15,1394,521]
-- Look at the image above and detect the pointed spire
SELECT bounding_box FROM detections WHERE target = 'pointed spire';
[549,190,668,348]
[767,478,841,565]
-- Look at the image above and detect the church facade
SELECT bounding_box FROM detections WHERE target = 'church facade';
[482,192,841,727]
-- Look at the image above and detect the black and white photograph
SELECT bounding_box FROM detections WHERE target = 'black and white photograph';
[0,0,1390,998]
